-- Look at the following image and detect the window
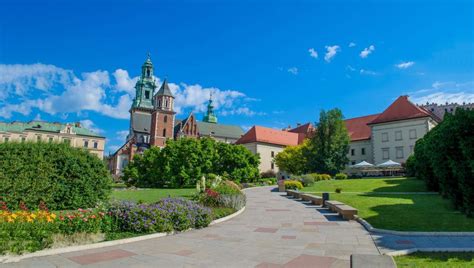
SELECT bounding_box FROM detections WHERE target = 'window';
[21,137,26,142]
[396,147,404,159]
[158,99,162,107]
[271,162,275,170]
[395,131,402,141]
[361,148,366,155]
[409,129,417,139]
[145,90,150,99]
[146,68,151,77]
[63,139,71,145]
[48,137,53,143]
[84,140,89,148]
[4,137,9,142]
[94,142,98,149]
[351,149,355,156]
[165,99,168,108]
[271,151,275,157]
[351,161,356,165]
[164,115,168,123]
[382,148,389,160]
[382,132,389,142]
[409,145,414,153]
[36,135,41,142]
[163,128,167,137]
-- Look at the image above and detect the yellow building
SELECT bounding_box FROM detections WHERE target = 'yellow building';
[0,121,106,159]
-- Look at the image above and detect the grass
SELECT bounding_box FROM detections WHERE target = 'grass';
[111,188,196,203]
[303,177,427,193]
[304,177,474,231]
[394,252,474,267]
[211,207,237,220]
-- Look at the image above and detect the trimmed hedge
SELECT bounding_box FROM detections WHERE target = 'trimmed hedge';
[412,109,474,217]
[0,142,112,210]
[284,180,303,190]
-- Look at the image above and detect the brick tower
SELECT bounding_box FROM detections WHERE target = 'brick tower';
[150,79,176,147]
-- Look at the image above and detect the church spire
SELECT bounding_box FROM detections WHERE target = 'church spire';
[203,92,218,124]
[132,54,156,109]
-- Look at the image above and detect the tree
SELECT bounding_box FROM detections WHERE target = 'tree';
[305,108,350,175]
[274,140,309,175]
[123,137,260,187]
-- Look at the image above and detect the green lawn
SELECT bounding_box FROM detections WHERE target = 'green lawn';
[303,177,427,193]
[111,188,196,203]
[304,177,474,231]
[394,252,474,267]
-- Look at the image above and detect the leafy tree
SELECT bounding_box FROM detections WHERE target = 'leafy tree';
[274,140,309,175]
[305,108,350,175]
[123,137,260,187]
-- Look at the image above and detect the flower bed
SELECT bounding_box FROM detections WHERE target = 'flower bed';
[0,198,212,255]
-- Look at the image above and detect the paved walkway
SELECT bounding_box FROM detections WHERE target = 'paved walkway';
[6,187,380,268]
[373,233,474,254]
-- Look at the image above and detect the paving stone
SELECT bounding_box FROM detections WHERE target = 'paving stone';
[67,249,136,265]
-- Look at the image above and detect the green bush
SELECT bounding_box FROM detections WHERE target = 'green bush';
[124,138,260,187]
[334,173,348,180]
[306,173,332,181]
[0,142,112,210]
[404,154,416,177]
[260,170,276,179]
[299,174,315,186]
[284,180,303,190]
[413,109,474,216]
[335,188,342,193]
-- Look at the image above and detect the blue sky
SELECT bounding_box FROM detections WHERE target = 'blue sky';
[1,0,473,153]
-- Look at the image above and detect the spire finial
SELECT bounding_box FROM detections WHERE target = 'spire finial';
[147,52,151,60]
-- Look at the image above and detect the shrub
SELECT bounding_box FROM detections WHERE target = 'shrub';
[306,173,332,181]
[335,188,342,193]
[334,173,348,180]
[214,181,241,195]
[217,194,246,210]
[0,142,112,210]
[299,174,315,186]
[413,109,474,216]
[404,154,416,177]
[284,180,303,190]
[260,170,276,179]
[108,199,212,233]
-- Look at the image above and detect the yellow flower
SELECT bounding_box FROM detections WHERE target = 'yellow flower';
[27,217,33,222]
[30,213,37,219]
[50,213,57,219]
[7,217,13,223]
[11,213,17,219]
[47,217,52,222]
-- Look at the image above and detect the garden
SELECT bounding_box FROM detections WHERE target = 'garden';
[0,141,250,255]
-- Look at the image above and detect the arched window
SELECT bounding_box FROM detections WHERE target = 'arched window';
[163,128,167,137]
[158,99,162,107]
[146,68,151,77]
[165,99,168,108]
[164,115,168,123]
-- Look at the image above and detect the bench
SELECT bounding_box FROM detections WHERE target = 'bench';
[286,190,301,199]
[325,200,344,212]
[300,193,323,205]
[334,204,358,220]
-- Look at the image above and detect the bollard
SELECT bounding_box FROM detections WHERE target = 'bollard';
[322,192,329,207]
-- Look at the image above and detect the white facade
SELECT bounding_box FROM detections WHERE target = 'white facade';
[241,142,285,173]
[347,140,372,165]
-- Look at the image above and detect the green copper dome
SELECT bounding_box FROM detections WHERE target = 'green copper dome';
[202,94,217,124]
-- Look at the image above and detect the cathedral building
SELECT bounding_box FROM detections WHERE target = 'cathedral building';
[109,56,244,177]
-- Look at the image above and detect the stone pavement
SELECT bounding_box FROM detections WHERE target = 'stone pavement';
[5,186,380,268]
[372,233,474,254]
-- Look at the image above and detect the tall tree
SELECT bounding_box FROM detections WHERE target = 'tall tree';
[305,108,350,175]
[274,140,309,175]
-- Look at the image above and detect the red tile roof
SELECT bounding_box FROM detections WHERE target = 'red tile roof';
[369,96,433,125]
[288,123,314,143]
[236,126,299,146]
[344,114,380,141]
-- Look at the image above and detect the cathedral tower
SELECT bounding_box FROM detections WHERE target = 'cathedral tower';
[128,54,157,146]
[202,93,218,124]
[150,79,176,147]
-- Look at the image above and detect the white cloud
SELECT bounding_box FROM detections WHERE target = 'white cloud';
[360,69,378,75]
[287,67,298,75]
[396,61,415,69]
[346,65,356,71]
[113,69,138,94]
[348,42,356,47]
[116,130,129,141]
[360,45,375,58]
[220,107,266,117]
[410,81,474,104]
[79,119,104,134]
[324,45,340,62]
[308,48,318,59]
[0,63,257,120]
